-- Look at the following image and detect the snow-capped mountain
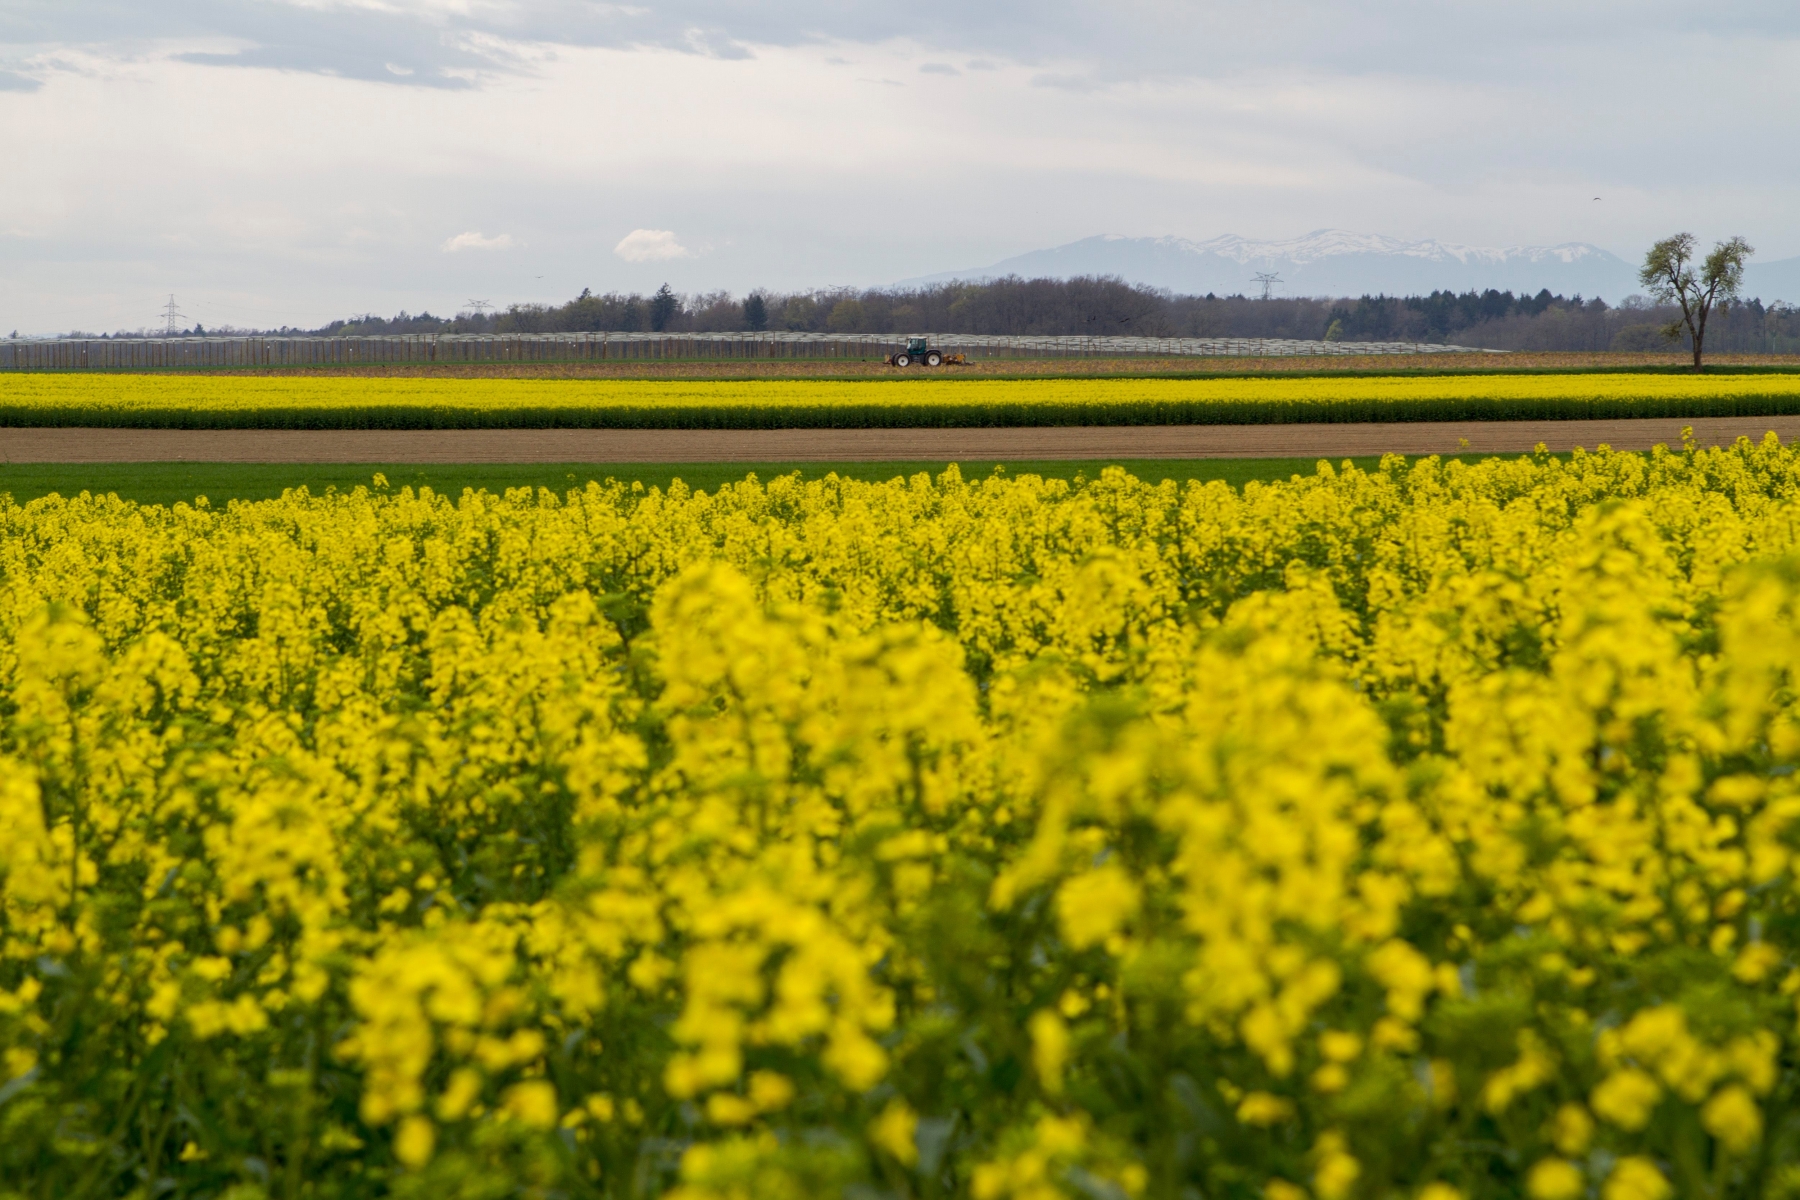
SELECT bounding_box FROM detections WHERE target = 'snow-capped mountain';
[901,230,1644,300]
[1182,230,1618,270]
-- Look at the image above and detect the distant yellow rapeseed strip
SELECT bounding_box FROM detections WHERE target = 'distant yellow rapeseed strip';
[2,370,1799,427]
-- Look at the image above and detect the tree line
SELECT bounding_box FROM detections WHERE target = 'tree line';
[70,275,1800,354]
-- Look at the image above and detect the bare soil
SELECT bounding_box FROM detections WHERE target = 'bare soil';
[3,417,1794,465]
[129,352,1800,381]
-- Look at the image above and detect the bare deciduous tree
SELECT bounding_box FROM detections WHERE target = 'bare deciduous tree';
[1639,233,1754,370]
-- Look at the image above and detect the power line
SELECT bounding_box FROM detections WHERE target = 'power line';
[161,294,186,336]
[1252,273,1283,302]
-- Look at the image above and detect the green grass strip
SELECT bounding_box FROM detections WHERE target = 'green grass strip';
[0,457,1532,508]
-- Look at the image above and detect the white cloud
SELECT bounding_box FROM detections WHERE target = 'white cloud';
[441,230,517,252]
[439,230,518,251]
[613,228,691,262]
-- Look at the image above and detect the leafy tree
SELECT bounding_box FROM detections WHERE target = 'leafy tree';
[743,293,768,332]
[780,294,820,331]
[1611,323,1669,352]
[1518,287,1557,317]
[1326,295,1398,342]
[827,298,867,332]
[1639,232,1754,370]
[649,283,679,332]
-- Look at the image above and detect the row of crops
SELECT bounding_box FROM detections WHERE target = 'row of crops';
[4,440,1800,1197]
[4,372,1800,427]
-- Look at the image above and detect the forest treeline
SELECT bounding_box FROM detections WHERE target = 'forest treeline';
[112,276,1800,353]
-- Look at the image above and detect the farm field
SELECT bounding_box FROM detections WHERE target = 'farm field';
[0,415,1793,466]
[6,441,1800,1198]
[26,350,1800,380]
[7,371,1800,429]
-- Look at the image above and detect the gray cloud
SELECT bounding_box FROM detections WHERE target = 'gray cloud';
[5,1,510,88]
[0,1,767,88]
[0,69,41,91]
[5,2,1788,93]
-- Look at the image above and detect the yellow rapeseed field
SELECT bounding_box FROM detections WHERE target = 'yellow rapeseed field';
[3,370,1800,427]
[8,439,1800,1198]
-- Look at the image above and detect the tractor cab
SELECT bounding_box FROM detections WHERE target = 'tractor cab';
[906,337,929,355]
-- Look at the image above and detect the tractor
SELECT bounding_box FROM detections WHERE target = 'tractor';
[886,337,966,367]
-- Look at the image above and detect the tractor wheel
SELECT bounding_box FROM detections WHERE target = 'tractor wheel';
[892,353,911,367]
[925,351,943,366]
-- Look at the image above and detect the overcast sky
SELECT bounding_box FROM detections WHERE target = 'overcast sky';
[1,1,1796,333]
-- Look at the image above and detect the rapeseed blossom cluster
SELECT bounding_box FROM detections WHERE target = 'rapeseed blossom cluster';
[5,371,1800,428]
[7,438,1800,1198]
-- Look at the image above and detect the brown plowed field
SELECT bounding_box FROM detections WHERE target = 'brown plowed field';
[3,417,1794,464]
[136,353,1800,380]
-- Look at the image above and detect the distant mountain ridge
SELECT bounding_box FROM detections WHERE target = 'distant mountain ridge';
[1157,230,1615,269]
[900,230,1652,300]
